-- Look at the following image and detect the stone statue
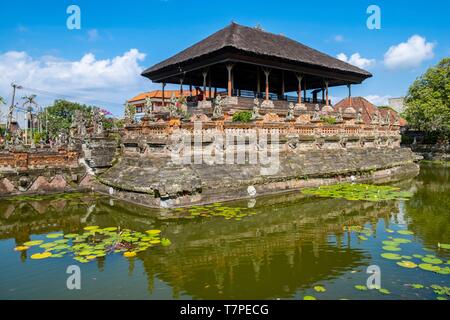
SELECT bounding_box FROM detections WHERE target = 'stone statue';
[385,111,391,125]
[251,98,262,120]
[71,110,87,137]
[285,102,295,121]
[371,111,379,125]
[394,114,400,126]
[92,108,104,135]
[144,97,156,121]
[212,95,223,119]
[335,110,343,123]
[312,104,321,122]
[356,109,363,124]
[168,94,180,118]
[124,103,135,124]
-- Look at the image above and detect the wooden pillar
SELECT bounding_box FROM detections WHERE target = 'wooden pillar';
[180,78,184,95]
[162,82,166,106]
[208,70,212,101]
[226,64,234,97]
[281,71,285,98]
[325,80,329,106]
[263,68,271,101]
[347,84,352,107]
[303,79,307,102]
[296,73,303,104]
[202,70,207,101]
[321,87,325,103]
[257,67,261,97]
[214,87,217,98]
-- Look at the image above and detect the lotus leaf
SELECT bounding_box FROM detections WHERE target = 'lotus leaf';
[397,230,414,235]
[381,253,402,260]
[383,246,401,252]
[31,252,52,260]
[418,263,441,272]
[354,285,368,291]
[23,240,44,246]
[313,286,326,292]
[422,257,443,264]
[397,261,418,269]
[14,246,29,251]
[124,251,137,258]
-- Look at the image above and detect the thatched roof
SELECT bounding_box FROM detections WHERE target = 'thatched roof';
[142,23,372,80]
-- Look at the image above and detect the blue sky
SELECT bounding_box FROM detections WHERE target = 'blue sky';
[0,0,449,116]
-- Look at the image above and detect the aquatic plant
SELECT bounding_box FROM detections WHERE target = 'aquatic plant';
[180,203,257,221]
[301,183,413,202]
[14,227,171,263]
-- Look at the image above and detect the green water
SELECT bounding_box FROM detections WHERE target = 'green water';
[0,163,449,300]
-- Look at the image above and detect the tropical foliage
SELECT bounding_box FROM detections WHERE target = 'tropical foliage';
[404,58,450,141]
[43,99,94,138]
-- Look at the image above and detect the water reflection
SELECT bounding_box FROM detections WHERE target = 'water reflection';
[0,164,448,299]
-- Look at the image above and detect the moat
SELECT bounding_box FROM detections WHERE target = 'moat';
[0,163,448,300]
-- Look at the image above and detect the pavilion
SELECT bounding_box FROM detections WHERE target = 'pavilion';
[141,23,372,110]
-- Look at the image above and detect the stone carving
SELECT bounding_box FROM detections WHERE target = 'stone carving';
[261,99,274,109]
[262,113,280,123]
[335,110,344,123]
[287,136,299,150]
[322,105,334,113]
[212,95,223,119]
[190,114,211,123]
[311,104,321,122]
[285,103,295,121]
[371,111,379,125]
[251,98,262,120]
[294,102,307,111]
[394,114,400,126]
[384,111,391,125]
[355,109,363,124]
[71,110,87,137]
[92,108,104,135]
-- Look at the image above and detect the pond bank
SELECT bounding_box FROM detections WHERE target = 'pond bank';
[97,147,420,208]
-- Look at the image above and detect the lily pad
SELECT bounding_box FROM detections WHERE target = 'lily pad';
[381,253,402,260]
[422,257,443,264]
[303,296,317,300]
[378,288,390,294]
[383,246,402,252]
[313,285,326,293]
[14,246,30,251]
[31,252,52,260]
[397,261,418,269]
[354,285,368,291]
[83,226,99,231]
[418,263,441,272]
[46,233,63,239]
[23,240,44,247]
[124,251,137,258]
[397,230,414,235]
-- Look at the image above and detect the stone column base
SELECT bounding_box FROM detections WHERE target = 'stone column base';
[261,100,274,109]
[322,105,334,113]
[223,96,238,105]
[294,103,307,111]
[198,100,212,109]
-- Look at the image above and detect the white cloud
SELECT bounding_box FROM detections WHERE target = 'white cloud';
[87,29,100,42]
[0,49,150,116]
[384,35,435,70]
[333,35,345,42]
[364,95,392,106]
[337,53,375,69]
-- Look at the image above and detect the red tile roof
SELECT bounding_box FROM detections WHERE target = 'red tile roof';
[334,97,407,126]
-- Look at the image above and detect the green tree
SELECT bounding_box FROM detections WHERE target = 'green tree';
[44,99,94,138]
[404,58,450,141]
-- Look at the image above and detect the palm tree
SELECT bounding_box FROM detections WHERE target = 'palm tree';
[22,94,38,144]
